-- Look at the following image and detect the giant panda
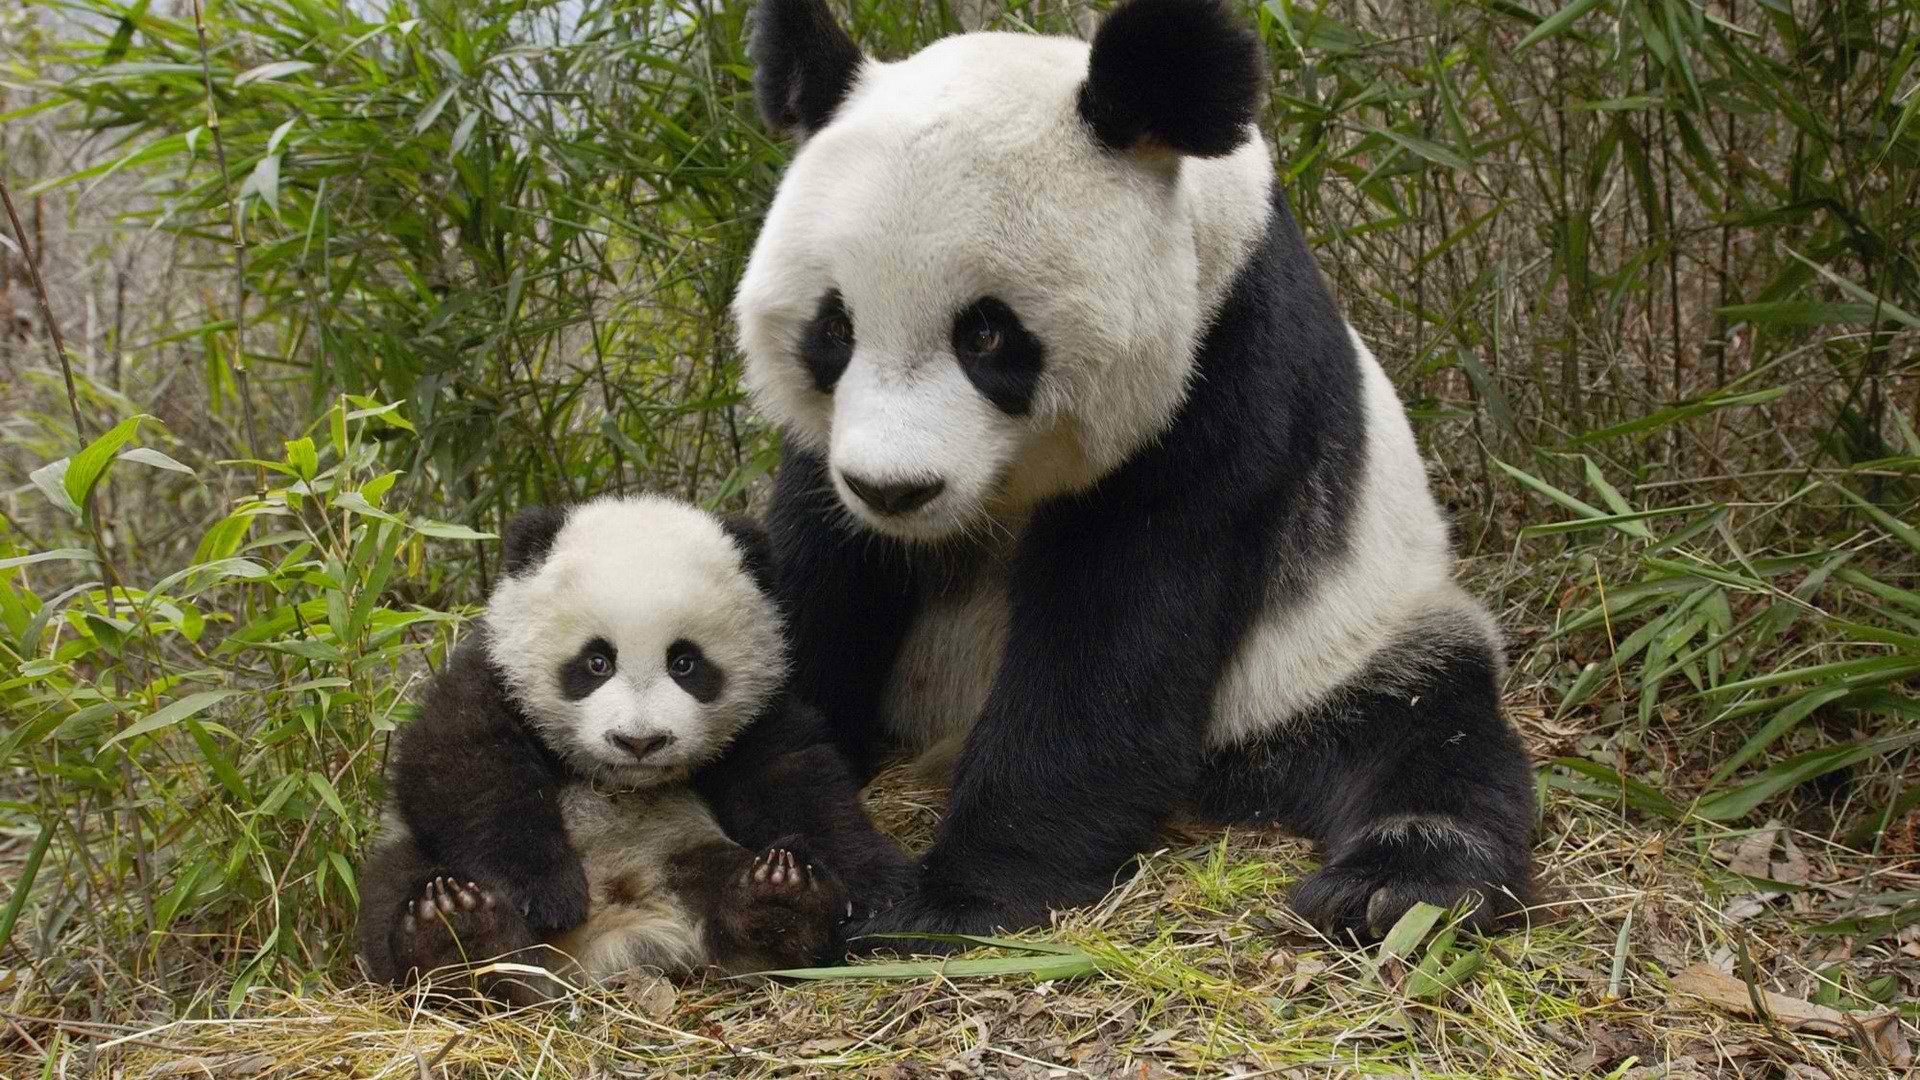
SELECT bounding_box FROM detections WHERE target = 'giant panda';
[356,496,910,1002]
[732,0,1537,943]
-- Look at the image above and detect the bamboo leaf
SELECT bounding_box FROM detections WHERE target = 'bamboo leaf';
[235,60,315,86]
[65,414,158,513]
[101,690,243,750]
[1516,0,1608,52]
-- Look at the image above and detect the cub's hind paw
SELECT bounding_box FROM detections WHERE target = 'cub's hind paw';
[397,877,514,971]
[409,877,495,921]
[740,848,824,901]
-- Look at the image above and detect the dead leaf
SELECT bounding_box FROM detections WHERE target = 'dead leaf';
[1670,963,1907,1062]
[1288,957,1325,996]
[624,973,675,1021]
[1728,823,1780,879]
[1773,831,1810,885]
[798,1036,858,1055]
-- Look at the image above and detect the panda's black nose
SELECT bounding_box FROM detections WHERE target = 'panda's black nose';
[841,472,945,515]
[608,732,676,761]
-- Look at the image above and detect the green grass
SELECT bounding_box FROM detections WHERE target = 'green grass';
[1,0,1916,1073]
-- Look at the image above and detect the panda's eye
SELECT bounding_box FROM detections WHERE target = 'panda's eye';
[962,323,1003,357]
[950,297,1045,417]
[587,653,613,677]
[665,640,724,702]
[800,291,856,394]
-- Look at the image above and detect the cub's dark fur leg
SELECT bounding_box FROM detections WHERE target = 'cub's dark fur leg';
[1199,637,1536,939]
[669,836,849,972]
[391,638,590,936]
[696,695,915,916]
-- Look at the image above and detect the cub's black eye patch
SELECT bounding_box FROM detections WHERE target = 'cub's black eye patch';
[559,637,617,701]
[799,290,855,394]
[951,297,1044,416]
[666,639,725,703]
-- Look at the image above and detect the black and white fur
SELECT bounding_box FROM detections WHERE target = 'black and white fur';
[735,0,1536,944]
[356,496,910,1002]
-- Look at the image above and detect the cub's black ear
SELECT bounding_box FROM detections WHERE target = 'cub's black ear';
[719,515,779,596]
[502,506,569,577]
[1078,0,1264,158]
[750,0,865,136]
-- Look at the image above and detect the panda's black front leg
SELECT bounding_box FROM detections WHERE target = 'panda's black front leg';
[848,512,1247,950]
[765,448,923,779]
[1199,637,1537,939]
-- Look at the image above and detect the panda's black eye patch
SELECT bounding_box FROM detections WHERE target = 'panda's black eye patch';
[666,639,725,703]
[559,637,617,701]
[951,297,1044,417]
[799,290,855,394]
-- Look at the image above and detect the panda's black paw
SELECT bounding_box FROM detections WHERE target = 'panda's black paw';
[397,877,515,972]
[393,877,555,1007]
[1288,829,1526,942]
[714,839,849,971]
[746,848,807,896]
[739,841,840,907]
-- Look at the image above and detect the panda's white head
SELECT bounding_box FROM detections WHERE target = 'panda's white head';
[735,0,1276,541]
[483,497,787,788]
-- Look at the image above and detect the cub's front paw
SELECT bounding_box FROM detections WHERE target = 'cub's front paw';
[1289,827,1528,941]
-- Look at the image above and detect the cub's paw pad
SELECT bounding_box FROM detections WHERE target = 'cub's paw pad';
[741,849,822,900]
[398,877,509,967]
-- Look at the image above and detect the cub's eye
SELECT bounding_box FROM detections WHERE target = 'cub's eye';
[824,313,854,347]
[962,323,1003,357]
[587,653,613,677]
[665,639,723,702]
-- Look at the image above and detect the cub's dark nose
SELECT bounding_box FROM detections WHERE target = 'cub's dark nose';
[607,732,676,761]
[840,472,945,515]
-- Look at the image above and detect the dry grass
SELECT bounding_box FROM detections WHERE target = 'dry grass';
[7,736,1913,1079]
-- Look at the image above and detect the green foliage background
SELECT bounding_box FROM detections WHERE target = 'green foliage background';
[0,0,1915,1013]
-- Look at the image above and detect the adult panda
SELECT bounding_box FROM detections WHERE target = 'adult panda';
[733,0,1536,942]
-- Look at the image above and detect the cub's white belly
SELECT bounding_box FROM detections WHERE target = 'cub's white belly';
[546,785,725,980]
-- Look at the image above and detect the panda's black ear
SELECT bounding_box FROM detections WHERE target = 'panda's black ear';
[501,506,569,577]
[718,515,779,596]
[1078,0,1265,158]
[750,0,865,137]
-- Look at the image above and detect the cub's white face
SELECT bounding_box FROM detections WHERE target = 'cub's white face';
[735,32,1274,542]
[483,497,787,787]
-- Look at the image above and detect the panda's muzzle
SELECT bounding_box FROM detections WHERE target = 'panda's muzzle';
[606,731,677,762]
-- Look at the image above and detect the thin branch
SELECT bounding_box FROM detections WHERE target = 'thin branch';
[189,0,266,487]
[0,179,85,442]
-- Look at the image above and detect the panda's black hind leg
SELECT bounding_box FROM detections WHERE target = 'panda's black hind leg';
[392,877,554,1006]
[1199,634,1537,940]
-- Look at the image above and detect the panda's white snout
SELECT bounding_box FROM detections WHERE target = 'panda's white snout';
[839,470,945,517]
[605,730,676,762]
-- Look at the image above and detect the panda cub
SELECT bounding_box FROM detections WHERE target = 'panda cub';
[357,495,884,1002]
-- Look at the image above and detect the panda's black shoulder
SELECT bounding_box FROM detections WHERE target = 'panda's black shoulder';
[390,631,560,788]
